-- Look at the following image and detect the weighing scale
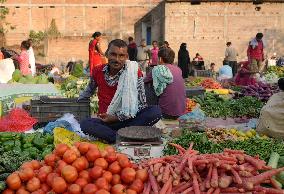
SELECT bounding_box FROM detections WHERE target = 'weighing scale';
[116,126,164,161]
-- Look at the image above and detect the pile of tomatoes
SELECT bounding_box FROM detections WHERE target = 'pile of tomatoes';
[3,142,148,194]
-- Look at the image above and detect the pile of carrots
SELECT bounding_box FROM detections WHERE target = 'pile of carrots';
[3,142,148,194]
[186,98,197,113]
[201,78,222,89]
[140,143,284,194]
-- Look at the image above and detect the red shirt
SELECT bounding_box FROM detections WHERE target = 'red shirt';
[247,41,264,61]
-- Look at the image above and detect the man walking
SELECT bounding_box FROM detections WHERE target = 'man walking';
[224,42,238,76]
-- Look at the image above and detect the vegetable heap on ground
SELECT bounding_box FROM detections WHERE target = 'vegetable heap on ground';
[200,78,222,89]
[141,143,284,194]
[164,131,284,162]
[238,82,280,102]
[2,142,148,194]
[267,66,284,78]
[8,70,49,84]
[194,92,264,118]
[186,98,197,113]
[185,77,204,88]
[205,128,267,143]
[0,132,54,176]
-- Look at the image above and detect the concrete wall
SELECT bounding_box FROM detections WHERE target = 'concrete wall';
[135,2,165,45]
[164,2,284,68]
[2,0,162,64]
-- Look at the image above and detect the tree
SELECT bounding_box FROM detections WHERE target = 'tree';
[0,0,15,34]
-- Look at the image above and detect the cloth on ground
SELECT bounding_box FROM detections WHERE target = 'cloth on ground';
[152,65,173,96]
[107,60,139,118]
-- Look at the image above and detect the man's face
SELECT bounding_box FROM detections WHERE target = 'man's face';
[107,45,128,71]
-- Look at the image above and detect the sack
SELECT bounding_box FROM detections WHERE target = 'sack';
[178,106,206,131]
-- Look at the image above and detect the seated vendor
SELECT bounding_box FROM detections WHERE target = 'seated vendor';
[78,39,162,143]
[144,47,186,120]
[257,78,284,138]
[218,63,233,81]
[235,61,256,86]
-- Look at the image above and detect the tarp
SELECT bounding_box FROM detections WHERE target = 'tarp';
[0,83,61,116]
[0,58,15,83]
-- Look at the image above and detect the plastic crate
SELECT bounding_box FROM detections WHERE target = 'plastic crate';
[30,96,90,123]
[194,70,212,77]
[186,87,205,98]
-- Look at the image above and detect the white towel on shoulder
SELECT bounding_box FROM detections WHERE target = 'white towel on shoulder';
[107,60,139,118]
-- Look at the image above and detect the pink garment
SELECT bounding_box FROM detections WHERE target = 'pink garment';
[235,61,256,86]
[247,40,264,61]
[151,47,159,65]
[17,50,31,76]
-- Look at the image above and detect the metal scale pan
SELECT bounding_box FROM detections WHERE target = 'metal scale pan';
[117,126,162,145]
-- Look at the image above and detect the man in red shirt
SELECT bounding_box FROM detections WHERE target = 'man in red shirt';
[247,33,265,75]
[79,39,161,143]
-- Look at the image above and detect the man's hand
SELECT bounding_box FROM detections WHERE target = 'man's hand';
[98,113,119,123]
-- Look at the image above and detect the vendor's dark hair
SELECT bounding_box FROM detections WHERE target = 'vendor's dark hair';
[256,33,263,39]
[278,78,284,91]
[21,40,30,50]
[92,32,101,38]
[128,37,134,42]
[158,47,175,64]
[226,42,232,46]
[106,39,128,55]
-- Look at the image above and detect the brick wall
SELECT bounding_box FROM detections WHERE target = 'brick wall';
[2,0,162,63]
[164,2,284,68]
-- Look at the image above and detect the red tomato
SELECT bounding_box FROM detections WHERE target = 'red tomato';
[94,158,108,170]
[83,184,98,194]
[46,173,59,187]
[54,144,69,157]
[89,166,103,180]
[72,157,89,172]
[78,142,90,154]
[68,184,81,194]
[111,184,125,194]
[79,170,91,182]
[121,168,136,184]
[85,148,101,162]
[75,178,88,188]
[95,177,109,191]
[63,150,77,164]
[61,165,78,183]
[129,179,144,193]
[108,161,121,174]
[52,177,67,193]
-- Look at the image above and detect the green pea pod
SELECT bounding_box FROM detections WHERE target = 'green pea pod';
[14,140,21,147]
[24,147,39,158]
[13,146,21,153]
[3,140,14,151]
[44,134,54,144]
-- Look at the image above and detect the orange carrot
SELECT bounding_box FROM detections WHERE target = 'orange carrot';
[224,149,245,154]
[254,185,284,194]
[230,168,242,184]
[162,164,171,184]
[205,164,213,189]
[160,176,173,194]
[181,187,193,194]
[243,167,284,190]
[169,165,178,179]
[153,163,163,176]
[148,170,159,194]
[192,174,201,194]
[211,166,218,188]
[206,188,214,194]
[168,143,186,154]
[173,182,192,193]
[244,155,264,170]
[212,188,220,194]
[166,181,172,194]
[270,178,282,190]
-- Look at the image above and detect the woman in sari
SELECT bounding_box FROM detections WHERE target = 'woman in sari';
[89,32,104,75]
[13,40,31,76]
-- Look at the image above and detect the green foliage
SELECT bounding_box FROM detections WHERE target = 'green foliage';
[46,19,61,38]
[29,30,46,46]
[0,0,14,35]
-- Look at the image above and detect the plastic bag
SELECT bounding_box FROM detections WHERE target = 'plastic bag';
[53,127,107,149]
[0,108,37,132]
[178,106,206,131]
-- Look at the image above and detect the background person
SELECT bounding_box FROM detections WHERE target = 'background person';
[89,32,104,75]
[218,62,233,81]
[257,78,284,138]
[150,40,159,66]
[127,36,137,61]
[247,33,265,74]
[144,47,186,120]
[224,42,238,76]
[79,39,161,143]
[178,43,190,78]
[27,39,36,76]
[137,39,150,72]
[12,40,31,76]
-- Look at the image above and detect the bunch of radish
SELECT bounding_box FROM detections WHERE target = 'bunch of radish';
[3,142,148,194]
[140,143,284,194]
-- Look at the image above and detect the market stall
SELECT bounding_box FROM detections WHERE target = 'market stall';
[1,66,284,193]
